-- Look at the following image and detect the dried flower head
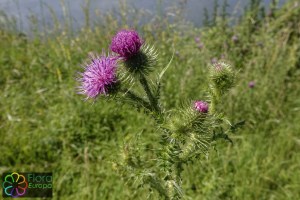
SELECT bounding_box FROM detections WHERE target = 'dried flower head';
[110,29,143,59]
[194,101,209,113]
[77,54,118,99]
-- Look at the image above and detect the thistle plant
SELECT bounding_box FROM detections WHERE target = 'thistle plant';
[77,29,239,199]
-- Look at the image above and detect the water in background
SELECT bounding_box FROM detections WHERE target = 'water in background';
[0,0,287,32]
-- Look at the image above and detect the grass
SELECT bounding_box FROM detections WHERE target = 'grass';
[0,0,300,199]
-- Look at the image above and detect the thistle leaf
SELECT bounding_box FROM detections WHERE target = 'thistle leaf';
[159,48,175,81]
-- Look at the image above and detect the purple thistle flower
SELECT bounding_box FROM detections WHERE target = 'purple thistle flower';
[195,37,200,43]
[78,54,118,99]
[110,29,143,59]
[194,101,209,113]
[248,81,255,88]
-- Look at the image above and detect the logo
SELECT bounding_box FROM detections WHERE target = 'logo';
[2,172,52,198]
[2,172,28,197]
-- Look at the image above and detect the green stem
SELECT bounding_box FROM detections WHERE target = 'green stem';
[123,89,151,111]
[209,88,219,114]
[164,140,183,199]
[139,75,160,113]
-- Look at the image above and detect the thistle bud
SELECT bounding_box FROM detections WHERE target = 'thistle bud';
[209,62,235,96]
[194,101,209,113]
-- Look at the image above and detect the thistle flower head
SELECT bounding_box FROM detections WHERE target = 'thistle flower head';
[194,101,209,113]
[110,29,143,59]
[77,54,118,99]
[210,61,235,96]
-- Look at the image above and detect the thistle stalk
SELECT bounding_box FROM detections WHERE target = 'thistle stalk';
[139,74,160,113]
[163,138,183,199]
[77,29,238,200]
[123,89,152,111]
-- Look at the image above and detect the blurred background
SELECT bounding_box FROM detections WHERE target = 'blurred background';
[0,0,299,199]
[0,0,288,31]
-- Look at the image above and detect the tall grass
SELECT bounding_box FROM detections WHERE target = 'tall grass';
[0,0,299,199]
